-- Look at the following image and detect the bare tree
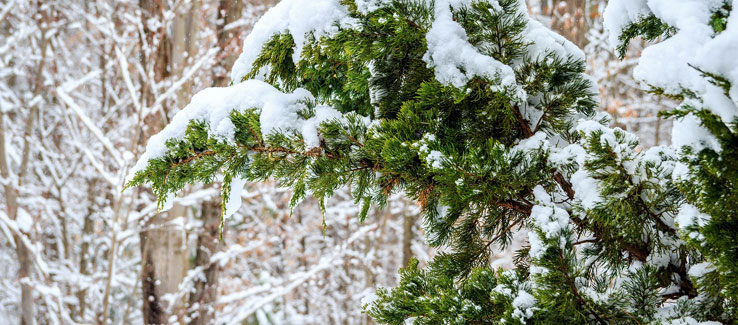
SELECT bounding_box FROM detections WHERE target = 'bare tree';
[0,2,50,323]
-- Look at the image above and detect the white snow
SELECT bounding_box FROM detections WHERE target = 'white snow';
[669,317,722,325]
[671,113,722,153]
[524,19,585,62]
[603,0,651,48]
[530,205,570,241]
[224,177,248,219]
[423,0,517,89]
[511,290,536,321]
[530,185,570,241]
[695,0,738,107]
[426,150,445,169]
[527,231,546,259]
[359,291,379,306]
[512,132,550,153]
[301,105,344,148]
[532,185,551,204]
[675,204,711,230]
[571,169,602,210]
[688,262,715,278]
[435,203,450,220]
[550,143,586,167]
[230,0,356,82]
[355,0,393,14]
[16,208,33,233]
[574,119,608,135]
[604,0,738,154]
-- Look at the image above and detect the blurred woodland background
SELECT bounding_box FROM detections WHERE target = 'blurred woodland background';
[0,0,672,324]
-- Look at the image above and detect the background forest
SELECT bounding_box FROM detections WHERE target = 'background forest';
[0,0,674,324]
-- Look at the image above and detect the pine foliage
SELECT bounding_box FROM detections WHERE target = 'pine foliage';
[128,0,738,323]
[609,0,738,321]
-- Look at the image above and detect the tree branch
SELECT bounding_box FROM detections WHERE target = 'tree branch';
[558,250,608,325]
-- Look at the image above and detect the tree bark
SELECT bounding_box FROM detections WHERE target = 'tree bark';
[172,0,199,104]
[187,200,223,325]
[15,236,33,325]
[140,203,188,324]
[549,0,589,48]
[0,5,49,320]
[211,0,244,87]
[1,113,34,325]
[77,179,97,320]
[185,1,245,322]
[138,0,188,323]
[401,214,415,268]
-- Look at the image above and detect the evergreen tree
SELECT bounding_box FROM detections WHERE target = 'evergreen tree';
[605,0,738,321]
[127,0,737,323]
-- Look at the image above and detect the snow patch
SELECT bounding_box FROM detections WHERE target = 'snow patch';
[675,204,710,229]
[528,231,546,259]
[230,0,356,82]
[511,290,536,322]
[688,262,715,278]
[423,0,516,89]
[571,169,602,210]
[603,0,651,48]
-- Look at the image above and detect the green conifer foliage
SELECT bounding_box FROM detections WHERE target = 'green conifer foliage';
[128,0,735,323]
[608,0,738,321]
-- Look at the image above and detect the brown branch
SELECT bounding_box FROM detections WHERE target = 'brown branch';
[347,134,364,147]
[512,104,534,138]
[246,125,263,147]
[554,172,576,200]
[163,150,218,184]
[175,150,216,167]
[573,238,598,246]
[667,254,698,299]
[484,215,526,251]
[382,175,402,196]
[243,144,335,159]
[405,18,422,30]
[417,184,436,209]
[512,101,654,265]
[499,200,533,215]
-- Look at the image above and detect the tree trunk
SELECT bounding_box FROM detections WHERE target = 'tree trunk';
[402,214,415,267]
[77,179,97,320]
[187,200,223,325]
[1,5,49,318]
[185,1,245,322]
[139,0,188,323]
[15,238,33,325]
[172,0,199,105]
[211,0,244,87]
[549,0,589,48]
[140,203,188,324]
[1,113,34,325]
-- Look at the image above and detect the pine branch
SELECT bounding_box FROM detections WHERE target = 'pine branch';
[513,101,654,264]
[557,250,607,325]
